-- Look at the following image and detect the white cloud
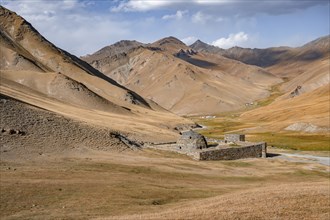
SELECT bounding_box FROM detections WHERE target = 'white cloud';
[181,36,198,45]
[111,0,230,12]
[194,0,230,5]
[110,0,327,16]
[192,11,212,24]
[111,0,170,12]
[212,32,249,49]
[216,17,225,22]
[62,0,79,9]
[162,10,188,20]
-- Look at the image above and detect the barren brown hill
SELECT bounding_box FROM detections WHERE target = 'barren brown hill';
[267,37,329,97]
[240,84,330,132]
[0,6,194,142]
[222,36,329,133]
[191,37,329,129]
[83,37,281,115]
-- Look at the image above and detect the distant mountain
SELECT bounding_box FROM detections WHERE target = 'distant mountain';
[82,36,281,115]
[190,36,329,69]
[191,36,330,94]
[191,40,293,67]
[0,6,194,141]
[190,40,226,54]
[82,40,144,63]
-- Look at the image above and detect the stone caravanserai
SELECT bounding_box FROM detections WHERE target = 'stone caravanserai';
[147,130,267,161]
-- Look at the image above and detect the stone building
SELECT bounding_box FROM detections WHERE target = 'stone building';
[147,132,267,160]
[224,134,245,142]
[177,130,207,151]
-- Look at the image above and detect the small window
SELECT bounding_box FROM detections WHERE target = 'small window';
[189,136,192,139]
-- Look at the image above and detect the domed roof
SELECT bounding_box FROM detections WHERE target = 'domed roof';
[180,130,204,139]
[178,130,207,150]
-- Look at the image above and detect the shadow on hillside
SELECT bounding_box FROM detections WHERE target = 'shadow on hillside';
[179,57,217,68]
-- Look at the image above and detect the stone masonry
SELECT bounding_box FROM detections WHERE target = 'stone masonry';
[195,142,267,160]
[224,134,245,142]
[177,130,207,151]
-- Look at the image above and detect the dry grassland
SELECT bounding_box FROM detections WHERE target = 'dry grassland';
[1,148,329,219]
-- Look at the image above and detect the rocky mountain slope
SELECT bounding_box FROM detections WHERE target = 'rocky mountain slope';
[190,37,329,131]
[82,37,281,115]
[0,6,194,142]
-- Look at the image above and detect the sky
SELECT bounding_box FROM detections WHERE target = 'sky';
[1,0,329,56]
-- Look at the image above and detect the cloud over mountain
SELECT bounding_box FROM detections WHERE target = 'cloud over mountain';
[212,32,249,49]
[181,36,198,45]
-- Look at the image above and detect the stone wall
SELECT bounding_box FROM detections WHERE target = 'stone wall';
[196,142,267,161]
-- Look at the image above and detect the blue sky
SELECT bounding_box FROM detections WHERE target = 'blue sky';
[1,0,329,56]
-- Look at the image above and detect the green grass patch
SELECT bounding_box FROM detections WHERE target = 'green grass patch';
[191,111,329,152]
[247,133,330,151]
[254,78,291,107]
[195,120,248,139]
[256,83,284,107]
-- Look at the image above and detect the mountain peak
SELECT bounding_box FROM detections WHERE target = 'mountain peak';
[112,40,143,47]
[83,40,144,59]
[190,39,207,46]
[190,39,224,54]
[150,36,189,53]
[152,36,186,46]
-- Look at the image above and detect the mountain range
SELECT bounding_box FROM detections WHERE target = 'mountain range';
[82,37,282,115]
[81,34,329,132]
[1,5,329,137]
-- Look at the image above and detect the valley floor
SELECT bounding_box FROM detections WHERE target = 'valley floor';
[1,146,329,219]
[0,87,330,220]
[0,90,329,220]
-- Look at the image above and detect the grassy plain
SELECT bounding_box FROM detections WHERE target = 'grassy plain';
[191,82,330,152]
[194,115,330,151]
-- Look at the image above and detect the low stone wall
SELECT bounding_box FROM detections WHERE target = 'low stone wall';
[196,142,267,161]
